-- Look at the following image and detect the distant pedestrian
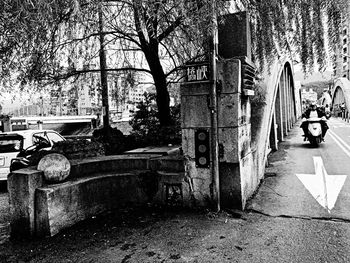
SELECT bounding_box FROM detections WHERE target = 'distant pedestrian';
[340,103,345,111]
[325,104,330,114]
[340,103,346,118]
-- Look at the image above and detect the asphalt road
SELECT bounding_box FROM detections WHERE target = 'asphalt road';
[248,117,350,220]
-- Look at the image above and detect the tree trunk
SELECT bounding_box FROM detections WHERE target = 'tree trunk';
[98,2,110,129]
[132,3,172,127]
[144,47,172,127]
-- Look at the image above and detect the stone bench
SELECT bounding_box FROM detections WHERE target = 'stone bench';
[8,155,186,239]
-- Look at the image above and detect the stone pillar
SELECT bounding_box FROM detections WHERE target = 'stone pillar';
[275,87,284,142]
[181,82,212,207]
[1,116,11,132]
[287,73,292,129]
[281,69,288,135]
[181,59,255,209]
[181,11,257,210]
[291,75,295,124]
[8,168,43,239]
[37,120,43,130]
[217,59,254,209]
[269,113,278,151]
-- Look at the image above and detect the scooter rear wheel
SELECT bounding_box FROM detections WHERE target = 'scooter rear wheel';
[309,136,321,147]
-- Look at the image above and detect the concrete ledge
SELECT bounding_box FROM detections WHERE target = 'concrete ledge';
[69,156,151,178]
[149,156,185,173]
[35,172,147,237]
[69,155,185,179]
[8,168,43,239]
[9,155,187,239]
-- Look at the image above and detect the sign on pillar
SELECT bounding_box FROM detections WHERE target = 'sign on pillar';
[185,62,210,83]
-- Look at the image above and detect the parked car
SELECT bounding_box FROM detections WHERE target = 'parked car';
[0,130,65,181]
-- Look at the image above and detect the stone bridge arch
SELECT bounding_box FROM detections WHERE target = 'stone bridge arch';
[331,78,350,118]
[268,61,298,150]
[253,58,300,182]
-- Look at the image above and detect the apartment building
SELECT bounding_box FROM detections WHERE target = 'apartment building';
[333,3,350,79]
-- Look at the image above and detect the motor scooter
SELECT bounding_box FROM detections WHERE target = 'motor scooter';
[303,117,326,146]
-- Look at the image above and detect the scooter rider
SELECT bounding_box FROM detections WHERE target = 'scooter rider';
[300,102,329,140]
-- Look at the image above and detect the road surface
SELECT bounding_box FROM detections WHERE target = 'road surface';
[248,117,350,220]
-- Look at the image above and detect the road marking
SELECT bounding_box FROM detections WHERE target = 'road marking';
[296,156,347,213]
[332,124,350,127]
[328,130,350,158]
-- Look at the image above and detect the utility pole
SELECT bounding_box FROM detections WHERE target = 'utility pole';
[210,0,220,212]
[98,1,110,128]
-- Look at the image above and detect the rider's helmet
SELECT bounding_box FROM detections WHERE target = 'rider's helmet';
[310,101,317,110]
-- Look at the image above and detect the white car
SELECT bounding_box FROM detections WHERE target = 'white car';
[0,130,65,181]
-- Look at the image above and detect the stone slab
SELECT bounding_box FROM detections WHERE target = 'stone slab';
[35,173,146,237]
[219,162,242,209]
[181,128,196,159]
[218,93,240,128]
[239,152,257,209]
[181,82,210,96]
[8,168,43,239]
[181,95,211,128]
[217,59,241,94]
[218,124,251,163]
[69,156,150,178]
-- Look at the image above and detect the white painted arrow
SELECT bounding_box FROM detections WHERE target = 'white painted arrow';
[296,156,347,213]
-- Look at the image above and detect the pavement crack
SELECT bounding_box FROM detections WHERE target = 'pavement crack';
[263,185,288,197]
[246,209,350,224]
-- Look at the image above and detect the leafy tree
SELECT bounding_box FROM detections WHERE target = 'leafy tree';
[129,93,181,146]
[0,0,348,125]
[0,0,221,127]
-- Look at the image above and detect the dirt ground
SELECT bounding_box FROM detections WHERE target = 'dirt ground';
[0,204,252,263]
[3,201,348,263]
[6,197,344,263]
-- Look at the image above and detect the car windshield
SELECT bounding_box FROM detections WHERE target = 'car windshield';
[33,133,50,147]
[0,135,23,153]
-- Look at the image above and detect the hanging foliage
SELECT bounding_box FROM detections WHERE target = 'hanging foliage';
[0,0,348,125]
[248,0,347,72]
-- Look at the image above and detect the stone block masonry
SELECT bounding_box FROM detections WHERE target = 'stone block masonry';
[8,155,187,239]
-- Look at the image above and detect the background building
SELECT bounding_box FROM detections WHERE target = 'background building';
[333,2,350,79]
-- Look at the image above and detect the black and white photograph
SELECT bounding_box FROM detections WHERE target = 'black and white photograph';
[0,0,350,262]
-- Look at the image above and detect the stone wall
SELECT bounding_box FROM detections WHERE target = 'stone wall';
[8,155,186,239]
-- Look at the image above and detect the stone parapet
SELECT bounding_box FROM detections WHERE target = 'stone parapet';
[35,172,144,237]
[8,155,187,239]
[8,168,43,239]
